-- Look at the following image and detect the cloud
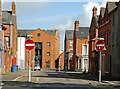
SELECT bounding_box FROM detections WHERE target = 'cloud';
[82,1,107,27]
[53,19,73,50]
[2,0,91,2]
[107,0,119,2]
[54,19,73,31]
[53,1,109,50]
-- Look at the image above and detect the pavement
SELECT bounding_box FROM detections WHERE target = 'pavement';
[1,69,120,87]
[66,72,120,87]
[2,70,28,81]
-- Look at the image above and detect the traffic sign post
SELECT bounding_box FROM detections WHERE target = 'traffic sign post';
[96,38,105,83]
[96,40,105,51]
[25,39,35,82]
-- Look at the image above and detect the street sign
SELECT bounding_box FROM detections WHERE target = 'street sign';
[96,40,105,51]
[25,40,35,50]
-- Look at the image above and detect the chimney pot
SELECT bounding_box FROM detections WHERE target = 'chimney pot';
[74,20,79,30]
[12,1,16,14]
[93,6,97,17]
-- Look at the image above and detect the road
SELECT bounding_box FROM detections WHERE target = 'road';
[2,70,120,89]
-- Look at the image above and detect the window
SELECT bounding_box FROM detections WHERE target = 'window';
[84,59,88,65]
[82,44,88,55]
[47,42,50,46]
[84,59,88,70]
[35,43,42,49]
[70,40,73,47]
[5,37,10,48]
[37,33,41,37]
[46,52,50,56]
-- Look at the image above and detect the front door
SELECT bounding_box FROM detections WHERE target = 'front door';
[35,42,42,68]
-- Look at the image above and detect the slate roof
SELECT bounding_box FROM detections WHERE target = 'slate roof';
[18,29,57,37]
[107,2,117,13]
[65,27,89,40]
[18,29,35,37]
[2,10,14,24]
[44,30,57,35]
[76,27,89,38]
[65,30,74,40]
[100,7,105,18]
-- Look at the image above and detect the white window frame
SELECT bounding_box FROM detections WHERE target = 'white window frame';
[82,44,88,56]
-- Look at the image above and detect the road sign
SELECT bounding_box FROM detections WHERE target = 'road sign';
[96,40,105,51]
[25,40,35,50]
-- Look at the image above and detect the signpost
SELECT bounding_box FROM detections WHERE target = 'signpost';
[96,38,105,83]
[25,39,35,82]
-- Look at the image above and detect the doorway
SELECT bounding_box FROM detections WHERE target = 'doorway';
[35,42,42,68]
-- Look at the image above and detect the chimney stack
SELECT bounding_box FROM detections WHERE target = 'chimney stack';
[74,20,79,30]
[93,6,97,17]
[12,1,16,15]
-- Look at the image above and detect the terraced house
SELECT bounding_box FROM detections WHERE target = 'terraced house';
[2,1,18,73]
[64,20,89,72]
[110,1,120,79]
[89,6,99,75]
[89,2,120,78]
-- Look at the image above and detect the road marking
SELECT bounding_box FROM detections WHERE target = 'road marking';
[12,75,23,81]
[36,77,39,82]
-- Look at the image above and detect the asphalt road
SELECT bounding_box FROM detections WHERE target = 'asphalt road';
[2,85,120,89]
[2,70,120,89]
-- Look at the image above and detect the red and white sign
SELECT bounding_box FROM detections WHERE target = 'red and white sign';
[96,40,105,51]
[25,40,35,50]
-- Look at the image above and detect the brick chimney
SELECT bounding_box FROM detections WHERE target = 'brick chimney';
[93,6,97,17]
[74,20,79,30]
[72,20,79,70]
[12,1,16,15]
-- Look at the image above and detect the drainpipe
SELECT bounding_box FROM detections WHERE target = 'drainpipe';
[10,22,12,48]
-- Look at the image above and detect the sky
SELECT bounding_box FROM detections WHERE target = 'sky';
[2,0,119,51]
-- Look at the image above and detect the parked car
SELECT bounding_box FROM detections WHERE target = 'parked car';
[34,64,41,71]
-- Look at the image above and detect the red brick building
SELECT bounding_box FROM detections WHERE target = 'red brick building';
[89,6,100,74]
[18,28,60,70]
[2,1,18,73]
[65,20,89,71]
[89,2,117,76]
[98,2,117,76]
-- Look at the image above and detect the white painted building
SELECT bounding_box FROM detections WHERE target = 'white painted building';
[17,37,25,69]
